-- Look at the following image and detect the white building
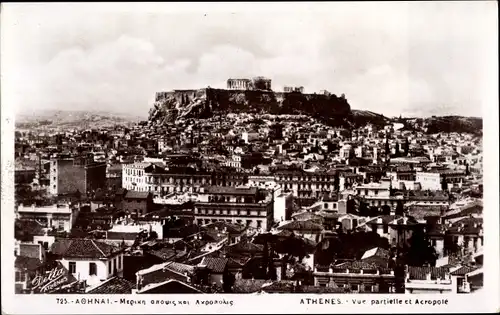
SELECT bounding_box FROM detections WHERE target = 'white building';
[416,172,442,190]
[122,162,151,191]
[53,239,125,288]
[404,266,455,294]
[339,144,352,159]
[274,192,294,222]
[15,204,79,233]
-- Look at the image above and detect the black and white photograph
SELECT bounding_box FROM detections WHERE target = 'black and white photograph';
[1,2,498,314]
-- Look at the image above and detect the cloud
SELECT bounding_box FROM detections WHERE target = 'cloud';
[2,2,496,118]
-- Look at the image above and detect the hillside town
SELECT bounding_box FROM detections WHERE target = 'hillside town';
[14,92,484,294]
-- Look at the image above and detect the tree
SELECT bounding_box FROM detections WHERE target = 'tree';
[334,173,341,192]
[254,233,279,280]
[346,198,356,214]
[403,138,410,156]
[403,227,437,266]
[441,175,448,191]
[275,234,313,279]
[443,232,461,256]
[222,270,236,293]
[395,201,404,216]
[358,201,369,217]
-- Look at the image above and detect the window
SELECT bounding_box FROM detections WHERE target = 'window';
[257,220,262,228]
[363,285,372,292]
[69,262,76,274]
[351,284,359,291]
[324,203,328,209]
[89,262,97,276]
[108,261,112,274]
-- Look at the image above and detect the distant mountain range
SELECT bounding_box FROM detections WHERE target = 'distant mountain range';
[16,109,145,129]
[15,108,482,135]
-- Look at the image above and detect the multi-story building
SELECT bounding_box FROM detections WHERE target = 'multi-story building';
[404,266,455,294]
[416,170,466,191]
[122,163,248,197]
[313,264,397,293]
[49,156,106,196]
[15,204,80,233]
[273,168,338,206]
[273,192,294,222]
[354,180,404,209]
[194,186,274,231]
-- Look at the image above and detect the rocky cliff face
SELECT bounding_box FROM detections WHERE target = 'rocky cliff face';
[148,88,353,126]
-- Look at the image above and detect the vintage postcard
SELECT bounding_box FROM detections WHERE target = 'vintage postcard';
[1,2,498,314]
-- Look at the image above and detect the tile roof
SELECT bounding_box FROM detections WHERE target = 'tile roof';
[277,220,324,232]
[148,248,188,261]
[361,247,390,260]
[19,243,42,259]
[407,266,450,280]
[200,257,228,273]
[260,280,296,293]
[450,265,481,276]
[225,240,263,255]
[50,239,74,256]
[138,279,204,294]
[125,191,151,199]
[335,260,380,270]
[232,279,269,293]
[226,257,250,268]
[87,276,136,294]
[137,261,195,277]
[52,239,123,259]
[136,261,197,291]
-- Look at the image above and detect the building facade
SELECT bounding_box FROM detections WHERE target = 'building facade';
[194,186,274,231]
[49,157,106,196]
[15,204,79,233]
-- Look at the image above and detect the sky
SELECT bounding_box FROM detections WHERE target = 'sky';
[1,2,496,118]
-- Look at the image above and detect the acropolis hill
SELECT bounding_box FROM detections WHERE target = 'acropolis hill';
[148,77,353,126]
